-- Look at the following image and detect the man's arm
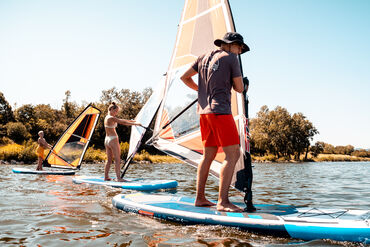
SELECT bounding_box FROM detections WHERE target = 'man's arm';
[180,67,198,91]
[232,76,244,93]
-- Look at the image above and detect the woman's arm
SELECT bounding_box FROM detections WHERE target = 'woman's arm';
[116,118,141,126]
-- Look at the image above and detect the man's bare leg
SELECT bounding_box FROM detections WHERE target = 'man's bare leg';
[195,146,217,207]
[217,144,242,212]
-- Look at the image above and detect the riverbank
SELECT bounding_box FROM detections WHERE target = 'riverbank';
[252,153,370,163]
[1,143,369,165]
[0,143,180,165]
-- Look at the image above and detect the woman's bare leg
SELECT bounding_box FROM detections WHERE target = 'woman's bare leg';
[104,146,113,181]
[111,139,125,182]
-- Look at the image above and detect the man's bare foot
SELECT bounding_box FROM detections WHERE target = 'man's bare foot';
[195,199,216,207]
[115,178,127,182]
[104,177,112,181]
[216,203,243,212]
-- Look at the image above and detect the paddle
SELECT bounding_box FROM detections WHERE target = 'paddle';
[241,76,255,212]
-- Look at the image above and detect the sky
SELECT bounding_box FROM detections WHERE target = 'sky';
[1,0,369,149]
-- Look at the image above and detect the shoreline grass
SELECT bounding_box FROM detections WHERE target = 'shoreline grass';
[1,143,369,164]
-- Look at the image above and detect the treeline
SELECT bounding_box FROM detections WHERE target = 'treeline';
[0,88,154,151]
[250,105,370,161]
[1,90,369,162]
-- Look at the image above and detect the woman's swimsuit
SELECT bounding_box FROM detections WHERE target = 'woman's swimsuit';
[104,115,118,146]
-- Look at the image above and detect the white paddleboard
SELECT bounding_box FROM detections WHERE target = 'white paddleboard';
[113,193,370,243]
[12,167,76,175]
[73,175,178,191]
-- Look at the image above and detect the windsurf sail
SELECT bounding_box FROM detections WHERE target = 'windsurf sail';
[120,78,166,178]
[149,0,252,196]
[43,104,101,169]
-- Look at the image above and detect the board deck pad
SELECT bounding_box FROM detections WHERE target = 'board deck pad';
[73,175,178,191]
[12,167,75,175]
[112,193,370,243]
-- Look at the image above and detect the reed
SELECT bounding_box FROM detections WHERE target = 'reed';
[0,142,38,162]
[314,154,370,162]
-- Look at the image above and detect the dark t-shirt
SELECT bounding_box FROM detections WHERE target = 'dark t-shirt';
[192,49,241,114]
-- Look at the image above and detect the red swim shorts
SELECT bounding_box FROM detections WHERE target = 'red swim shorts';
[199,113,240,147]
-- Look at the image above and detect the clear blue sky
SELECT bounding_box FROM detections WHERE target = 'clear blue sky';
[1,0,369,149]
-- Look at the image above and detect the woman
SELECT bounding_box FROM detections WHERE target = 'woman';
[104,102,141,181]
[35,130,52,170]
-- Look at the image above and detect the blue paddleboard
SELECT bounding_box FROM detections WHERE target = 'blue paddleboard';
[112,193,370,243]
[73,175,178,191]
[12,167,76,175]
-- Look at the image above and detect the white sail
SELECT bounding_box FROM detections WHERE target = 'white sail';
[121,77,166,177]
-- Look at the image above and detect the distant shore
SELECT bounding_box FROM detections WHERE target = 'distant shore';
[1,154,369,166]
[1,142,369,165]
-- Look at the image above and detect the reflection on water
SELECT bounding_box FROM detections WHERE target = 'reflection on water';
[0,162,369,246]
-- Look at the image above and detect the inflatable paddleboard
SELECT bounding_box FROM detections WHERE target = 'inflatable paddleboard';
[112,193,370,243]
[12,167,75,175]
[73,175,178,191]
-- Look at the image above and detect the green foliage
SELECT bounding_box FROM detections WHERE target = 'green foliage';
[0,142,36,161]
[134,150,151,162]
[0,91,15,125]
[83,146,106,163]
[333,145,354,155]
[17,140,38,162]
[6,122,30,143]
[310,142,324,157]
[0,136,13,145]
[0,143,22,161]
[351,149,370,158]
[250,105,318,161]
[120,142,129,159]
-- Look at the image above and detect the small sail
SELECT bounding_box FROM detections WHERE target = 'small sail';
[43,104,101,169]
[151,0,250,192]
[121,78,166,177]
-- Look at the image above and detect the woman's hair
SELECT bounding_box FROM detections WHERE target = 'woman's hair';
[108,102,119,111]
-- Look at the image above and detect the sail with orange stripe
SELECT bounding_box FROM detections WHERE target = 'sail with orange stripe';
[149,0,251,192]
[43,104,100,169]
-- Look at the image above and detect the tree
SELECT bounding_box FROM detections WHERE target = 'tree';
[250,105,292,158]
[290,113,318,160]
[0,91,15,125]
[310,142,324,157]
[250,105,319,160]
[34,104,67,143]
[334,145,354,155]
[62,90,78,120]
[14,104,36,137]
[250,105,270,156]
[6,122,30,143]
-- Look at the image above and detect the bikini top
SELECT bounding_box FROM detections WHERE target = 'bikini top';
[104,115,117,129]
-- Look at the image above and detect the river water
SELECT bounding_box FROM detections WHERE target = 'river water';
[1,161,369,246]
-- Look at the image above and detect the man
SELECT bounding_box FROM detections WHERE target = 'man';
[180,32,250,212]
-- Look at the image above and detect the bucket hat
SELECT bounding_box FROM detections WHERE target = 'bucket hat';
[214,32,250,54]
